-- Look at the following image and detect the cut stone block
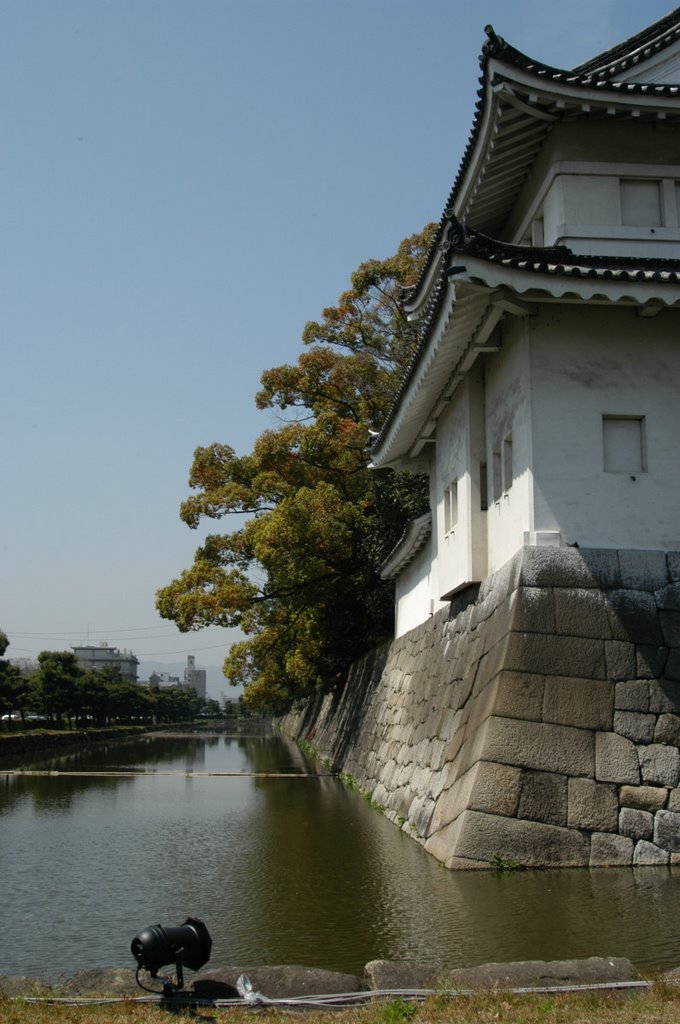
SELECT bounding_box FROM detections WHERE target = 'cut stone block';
[543,677,613,731]
[619,807,653,841]
[613,710,656,744]
[595,732,640,785]
[648,681,680,714]
[606,590,663,645]
[637,646,669,679]
[518,771,567,826]
[605,641,637,681]
[467,761,523,818]
[655,714,680,747]
[449,810,590,868]
[619,785,668,812]
[655,581,680,611]
[590,832,634,866]
[493,672,545,722]
[615,680,649,712]
[481,717,595,778]
[664,650,680,682]
[510,587,556,634]
[633,840,669,865]
[639,745,680,788]
[660,610,680,648]
[568,778,618,832]
[554,588,610,639]
[519,547,620,590]
[653,809,680,853]
[618,549,668,591]
[505,632,606,680]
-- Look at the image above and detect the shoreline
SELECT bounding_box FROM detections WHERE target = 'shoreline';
[2,955,677,1000]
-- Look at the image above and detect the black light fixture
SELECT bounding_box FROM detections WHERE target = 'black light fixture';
[131,917,212,994]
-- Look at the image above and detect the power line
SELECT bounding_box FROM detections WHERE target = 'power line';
[5,626,228,637]
[8,642,230,657]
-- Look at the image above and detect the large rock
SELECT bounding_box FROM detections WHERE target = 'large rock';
[0,975,53,997]
[654,810,680,853]
[364,960,435,991]
[440,956,639,991]
[590,832,634,866]
[190,965,365,999]
[449,810,590,868]
[58,968,140,996]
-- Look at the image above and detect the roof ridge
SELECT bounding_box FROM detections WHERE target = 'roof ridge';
[401,15,680,320]
[573,5,680,78]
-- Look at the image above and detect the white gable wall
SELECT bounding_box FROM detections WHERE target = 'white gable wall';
[529,303,680,550]
[508,122,680,257]
[424,301,680,621]
[393,534,434,638]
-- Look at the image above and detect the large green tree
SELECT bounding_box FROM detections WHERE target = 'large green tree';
[35,651,83,727]
[156,227,435,710]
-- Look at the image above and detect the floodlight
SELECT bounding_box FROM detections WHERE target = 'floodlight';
[131,916,212,993]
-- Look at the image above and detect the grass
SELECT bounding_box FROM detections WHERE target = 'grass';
[2,982,680,1024]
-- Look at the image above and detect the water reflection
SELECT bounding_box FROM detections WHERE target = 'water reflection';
[0,731,679,980]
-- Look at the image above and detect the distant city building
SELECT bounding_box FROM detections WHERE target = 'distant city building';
[147,671,181,688]
[184,654,206,699]
[72,643,139,682]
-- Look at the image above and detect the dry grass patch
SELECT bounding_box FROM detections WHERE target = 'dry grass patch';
[2,984,680,1024]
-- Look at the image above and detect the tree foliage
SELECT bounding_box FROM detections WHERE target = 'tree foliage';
[156,227,436,710]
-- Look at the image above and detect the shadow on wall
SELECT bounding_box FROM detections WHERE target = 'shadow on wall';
[297,645,390,770]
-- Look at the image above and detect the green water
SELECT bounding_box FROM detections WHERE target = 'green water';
[1,730,679,981]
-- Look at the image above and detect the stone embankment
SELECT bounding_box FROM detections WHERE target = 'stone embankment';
[0,726,146,760]
[0,956,651,999]
[281,546,680,869]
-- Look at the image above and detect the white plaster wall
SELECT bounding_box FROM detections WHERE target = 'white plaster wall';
[484,320,535,573]
[529,304,680,550]
[434,381,471,598]
[505,121,680,255]
[393,537,434,638]
[542,173,680,257]
[433,366,488,598]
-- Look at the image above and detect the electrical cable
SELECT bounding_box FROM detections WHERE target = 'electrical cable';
[17,977,668,1008]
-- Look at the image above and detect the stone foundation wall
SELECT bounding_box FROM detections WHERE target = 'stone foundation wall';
[280,546,680,869]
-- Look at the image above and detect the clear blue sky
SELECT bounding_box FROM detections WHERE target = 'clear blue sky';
[1,0,673,686]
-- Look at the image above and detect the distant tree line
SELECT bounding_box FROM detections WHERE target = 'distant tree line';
[0,632,227,730]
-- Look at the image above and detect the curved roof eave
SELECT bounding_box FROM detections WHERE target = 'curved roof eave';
[371,231,680,470]
[379,513,432,581]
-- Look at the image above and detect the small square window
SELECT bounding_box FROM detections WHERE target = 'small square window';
[603,416,646,473]
[620,180,661,227]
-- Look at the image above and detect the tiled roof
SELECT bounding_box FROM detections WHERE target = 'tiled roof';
[483,25,680,92]
[373,13,680,468]
[444,218,680,284]
[379,513,432,580]
[406,12,680,303]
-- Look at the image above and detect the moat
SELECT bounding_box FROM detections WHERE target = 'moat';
[1,729,679,980]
